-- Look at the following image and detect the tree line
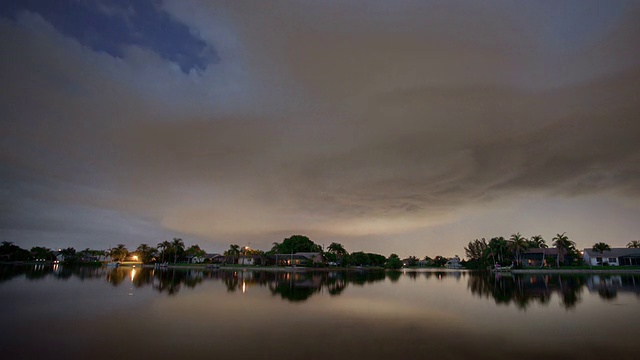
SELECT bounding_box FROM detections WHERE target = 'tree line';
[464,233,640,269]
[0,238,207,265]
[3,235,638,267]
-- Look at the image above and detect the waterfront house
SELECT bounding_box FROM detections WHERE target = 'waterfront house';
[521,248,568,267]
[295,252,324,265]
[269,252,324,266]
[190,253,220,264]
[445,256,463,269]
[238,255,265,266]
[583,248,640,266]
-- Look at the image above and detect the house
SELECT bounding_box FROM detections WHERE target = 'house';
[521,248,568,267]
[293,252,324,265]
[190,253,220,264]
[269,252,324,266]
[238,255,264,266]
[583,248,640,266]
[445,256,462,269]
[417,259,431,267]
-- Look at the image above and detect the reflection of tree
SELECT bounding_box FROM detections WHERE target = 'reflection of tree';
[153,269,184,295]
[270,282,317,302]
[0,265,55,283]
[131,269,151,288]
[557,275,584,309]
[468,273,591,310]
[268,272,321,302]
[263,270,389,302]
[106,268,127,287]
[222,271,240,292]
[0,264,109,283]
[326,275,347,296]
[598,288,617,300]
[387,271,401,282]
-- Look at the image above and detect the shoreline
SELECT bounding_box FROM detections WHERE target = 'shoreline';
[510,268,640,274]
[4,262,640,274]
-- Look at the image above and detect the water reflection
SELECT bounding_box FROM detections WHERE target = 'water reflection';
[468,272,640,309]
[2,265,639,307]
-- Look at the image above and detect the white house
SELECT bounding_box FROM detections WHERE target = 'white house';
[238,255,265,266]
[583,248,640,266]
[445,256,463,269]
[190,253,220,264]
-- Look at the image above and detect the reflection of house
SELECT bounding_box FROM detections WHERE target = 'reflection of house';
[445,256,462,269]
[586,274,640,296]
[521,248,567,267]
[583,248,640,266]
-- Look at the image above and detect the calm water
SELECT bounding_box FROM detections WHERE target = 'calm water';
[1,265,638,360]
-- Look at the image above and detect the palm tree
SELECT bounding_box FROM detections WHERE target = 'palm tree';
[488,237,508,265]
[527,235,548,268]
[509,233,528,266]
[227,244,240,264]
[109,244,128,262]
[157,240,171,263]
[327,242,348,265]
[136,244,158,264]
[171,238,185,263]
[553,233,575,267]
[528,235,547,249]
[592,242,611,257]
[627,240,640,248]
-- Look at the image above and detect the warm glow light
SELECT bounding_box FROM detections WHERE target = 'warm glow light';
[242,280,246,294]
[130,268,137,282]
[133,255,138,261]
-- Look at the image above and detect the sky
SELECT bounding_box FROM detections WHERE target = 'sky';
[1,0,640,258]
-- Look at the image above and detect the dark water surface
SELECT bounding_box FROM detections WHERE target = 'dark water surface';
[1,265,638,360]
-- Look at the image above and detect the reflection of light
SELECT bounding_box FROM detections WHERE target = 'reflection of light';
[242,280,246,294]
[130,268,137,282]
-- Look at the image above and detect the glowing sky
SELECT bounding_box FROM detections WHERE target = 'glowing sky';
[1,0,639,257]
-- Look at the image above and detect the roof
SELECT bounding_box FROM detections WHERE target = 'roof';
[293,252,322,259]
[523,248,566,255]
[583,248,640,258]
[238,254,263,259]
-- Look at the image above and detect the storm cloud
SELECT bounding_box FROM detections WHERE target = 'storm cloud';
[1,0,639,256]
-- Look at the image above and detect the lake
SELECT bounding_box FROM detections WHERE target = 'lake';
[1,265,638,360]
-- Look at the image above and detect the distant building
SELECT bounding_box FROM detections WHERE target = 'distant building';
[445,256,462,269]
[238,255,264,266]
[583,248,640,266]
[190,253,220,264]
[269,252,324,266]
